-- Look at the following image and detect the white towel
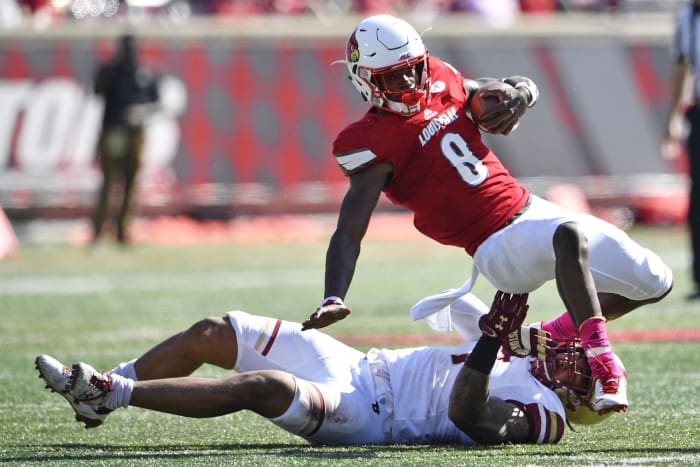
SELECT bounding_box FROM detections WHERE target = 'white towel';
[410,264,480,332]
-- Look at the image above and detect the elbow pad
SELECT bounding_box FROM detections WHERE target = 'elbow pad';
[508,401,565,444]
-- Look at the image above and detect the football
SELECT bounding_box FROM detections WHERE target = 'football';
[469,81,510,129]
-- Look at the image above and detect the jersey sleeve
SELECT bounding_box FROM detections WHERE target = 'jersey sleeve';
[506,400,566,444]
[332,116,390,176]
[333,145,380,176]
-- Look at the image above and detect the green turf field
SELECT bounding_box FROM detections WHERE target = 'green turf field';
[1,224,699,465]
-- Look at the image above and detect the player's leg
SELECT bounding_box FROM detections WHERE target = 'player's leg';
[92,134,114,243]
[227,310,366,384]
[115,309,367,384]
[36,316,238,428]
[129,370,296,418]
[687,178,700,298]
[116,128,143,244]
[551,220,629,413]
[580,212,673,320]
[71,363,296,419]
[70,360,383,444]
[550,212,675,413]
[686,106,700,298]
[124,316,238,381]
[551,221,602,328]
[473,198,629,413]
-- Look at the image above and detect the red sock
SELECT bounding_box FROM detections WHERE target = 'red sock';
[541,312,578,340]
[579,317,622,379]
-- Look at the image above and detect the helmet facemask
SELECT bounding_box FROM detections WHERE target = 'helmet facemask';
[363,55,430,116]
[531,337,624,426]
[530,339,594,411]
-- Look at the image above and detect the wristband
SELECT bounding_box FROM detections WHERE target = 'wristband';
[320,296,344,308]
[464,335,501,374]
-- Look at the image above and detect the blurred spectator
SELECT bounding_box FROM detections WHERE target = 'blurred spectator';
[92,34,160,245]
[519,0,557,12]
[0,0,23,28]
[5,0,688,22]
[17,0,49,14]
[662,0,700,299]
[452,0,520,25]
[16,0,68,27]
[556,0,620,12]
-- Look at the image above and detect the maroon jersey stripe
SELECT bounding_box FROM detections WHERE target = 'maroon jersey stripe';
[261,319,282,356]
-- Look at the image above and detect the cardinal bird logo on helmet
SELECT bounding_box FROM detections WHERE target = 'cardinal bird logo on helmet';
[347,33,360,63]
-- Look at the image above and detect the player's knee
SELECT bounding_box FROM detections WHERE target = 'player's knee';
[186,317,226,338]
[184,317,237,368]
[553,221,589,260]
[638,254,674,301]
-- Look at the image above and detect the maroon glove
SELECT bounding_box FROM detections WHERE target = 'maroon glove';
[479,291,530,340]
[479,291,553,360]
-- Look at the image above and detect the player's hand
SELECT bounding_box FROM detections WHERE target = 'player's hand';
[479,291,529,341]
[501,325,554,360]
[478,86,528,135]
[301,297,351,331]
[660,135,682,161]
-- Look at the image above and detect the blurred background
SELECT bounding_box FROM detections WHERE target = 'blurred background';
[0,0,690,248]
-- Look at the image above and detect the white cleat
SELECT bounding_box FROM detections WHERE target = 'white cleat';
[69,362,113,405]
[35,354,110,429]
[590,375,628,414]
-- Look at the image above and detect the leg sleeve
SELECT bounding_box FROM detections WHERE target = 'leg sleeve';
[269,376,387,445]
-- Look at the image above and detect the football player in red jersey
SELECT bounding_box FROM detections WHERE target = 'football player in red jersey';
[302,14,673,415]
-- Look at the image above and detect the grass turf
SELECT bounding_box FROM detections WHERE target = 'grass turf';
[1,224,699,465]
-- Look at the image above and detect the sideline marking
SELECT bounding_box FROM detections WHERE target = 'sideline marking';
[337,329,700,345]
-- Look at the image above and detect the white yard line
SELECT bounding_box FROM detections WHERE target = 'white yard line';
[0,270,317,295]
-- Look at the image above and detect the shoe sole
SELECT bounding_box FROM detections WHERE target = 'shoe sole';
[35,357,104,429]
[595,403,628,415]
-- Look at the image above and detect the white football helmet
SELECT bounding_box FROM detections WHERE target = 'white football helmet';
[343,14,431,116]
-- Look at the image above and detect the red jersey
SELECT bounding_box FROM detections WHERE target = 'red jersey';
[333,56,529,255]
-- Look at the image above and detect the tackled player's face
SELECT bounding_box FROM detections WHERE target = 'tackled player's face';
[553,351,590,393]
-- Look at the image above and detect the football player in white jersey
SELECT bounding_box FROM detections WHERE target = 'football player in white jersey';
[36,291,618,445]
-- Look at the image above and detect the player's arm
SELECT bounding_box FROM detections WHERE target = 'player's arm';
[301,162,393,331]
[664,17,692,155]
[662,59,691,160]
[448,334,531,444]
[502,76,538,108]
[450,292,558,444]
[449,337,565,445]
[464,77,537,107]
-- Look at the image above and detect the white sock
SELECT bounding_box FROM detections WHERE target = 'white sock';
[109,359,138,380]
[105,373,134,410]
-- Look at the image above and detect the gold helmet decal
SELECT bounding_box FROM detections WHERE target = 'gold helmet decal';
[347,32,360,63]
